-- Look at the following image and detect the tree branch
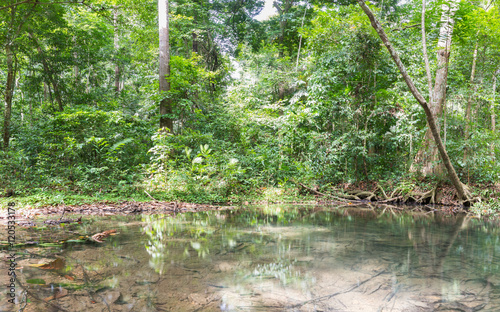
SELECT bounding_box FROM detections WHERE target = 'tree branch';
[391,23,420,32]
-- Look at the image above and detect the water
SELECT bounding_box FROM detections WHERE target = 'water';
[1,204,500,311]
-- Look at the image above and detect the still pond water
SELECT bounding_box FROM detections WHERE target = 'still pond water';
[1,204,500,311]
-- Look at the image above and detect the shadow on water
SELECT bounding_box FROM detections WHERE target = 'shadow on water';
[1,204,500,311]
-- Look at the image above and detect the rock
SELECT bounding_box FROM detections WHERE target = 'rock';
[103,290,122,304]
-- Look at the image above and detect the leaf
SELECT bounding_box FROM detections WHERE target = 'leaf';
[64,275,75,281]
[109,138,134,153]
[38,243,63,247]
[30,258,65,270]
[26,279,46,285]
[64,239,88,243]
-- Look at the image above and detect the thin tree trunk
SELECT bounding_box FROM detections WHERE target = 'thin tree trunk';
[29,31,63,111]
[464,38,479,162]
[422,0,433,102]
[493,73,497,133]
[114,8,121,95]
[295,3,307,71]
[192,32,198,53]
[43,82,49,100]
[491,70,498,154]
[159,0,173,131]
[47,83,54,106]
[274,0,293,58]
[73,36,78,81]
[53,81,63,111]
[357,0,470,202]
[444,99,447,146]
[3,45,16,150]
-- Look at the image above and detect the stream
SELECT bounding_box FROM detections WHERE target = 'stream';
[1,204,499,311]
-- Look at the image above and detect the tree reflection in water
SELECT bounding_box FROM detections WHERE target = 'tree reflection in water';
[2,204,500,311]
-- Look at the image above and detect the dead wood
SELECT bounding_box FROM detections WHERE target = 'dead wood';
[44,216,82,226]
[16,280,70,312]
[287,270,386,308]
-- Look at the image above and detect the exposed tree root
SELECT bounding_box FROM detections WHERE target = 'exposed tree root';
[379,196,403,203]
[294,180,475,209]
[409,186,437,205]
[346,190,377,201]
[376,184,388,200]
[293,180,348,202]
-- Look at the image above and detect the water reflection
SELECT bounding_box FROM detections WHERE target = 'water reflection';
[1,205,500,311]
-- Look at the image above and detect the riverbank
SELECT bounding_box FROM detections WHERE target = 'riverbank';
[1,179,499,219]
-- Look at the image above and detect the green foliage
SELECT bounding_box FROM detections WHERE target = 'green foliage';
[1,0,499,207]
[146,129,247,203]
[1,108,151,195]
[471,199,500,217]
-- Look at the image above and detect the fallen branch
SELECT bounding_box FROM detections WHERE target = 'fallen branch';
[144,190,157,201]
[16,280,70,312]
[287,270,386,308]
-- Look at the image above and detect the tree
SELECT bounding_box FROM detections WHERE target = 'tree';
[493,68,499,153]
[356,0,470,202]
[159,0,173,131]
[413,0,460,177]
[114,6,121,95]
[273,0,295,57]
[1,1,38,150]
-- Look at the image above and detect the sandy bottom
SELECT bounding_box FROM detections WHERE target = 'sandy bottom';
[0,210,497,312]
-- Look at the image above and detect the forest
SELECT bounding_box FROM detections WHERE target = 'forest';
[1,0,500,214]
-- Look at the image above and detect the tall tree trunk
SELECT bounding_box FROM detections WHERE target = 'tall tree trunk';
[159,0,173,131]
[53,81,63,111]
[192,32,198,53]
[273,0,293,58]
[114,8,121,95]
[492,70,499,154]
[3,45,16,151]
[357,0,470,202]
[464,38,479,162]
[422,0,433,102]
[413,0,459,177]
[73,36,78,81]
[295,3,307,71]
[43,82,49,100]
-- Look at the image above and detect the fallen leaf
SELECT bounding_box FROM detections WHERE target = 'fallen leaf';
[64,275,74,281]
[91,229,117,243]
[26,279,46,285]
[30,258,65,270]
